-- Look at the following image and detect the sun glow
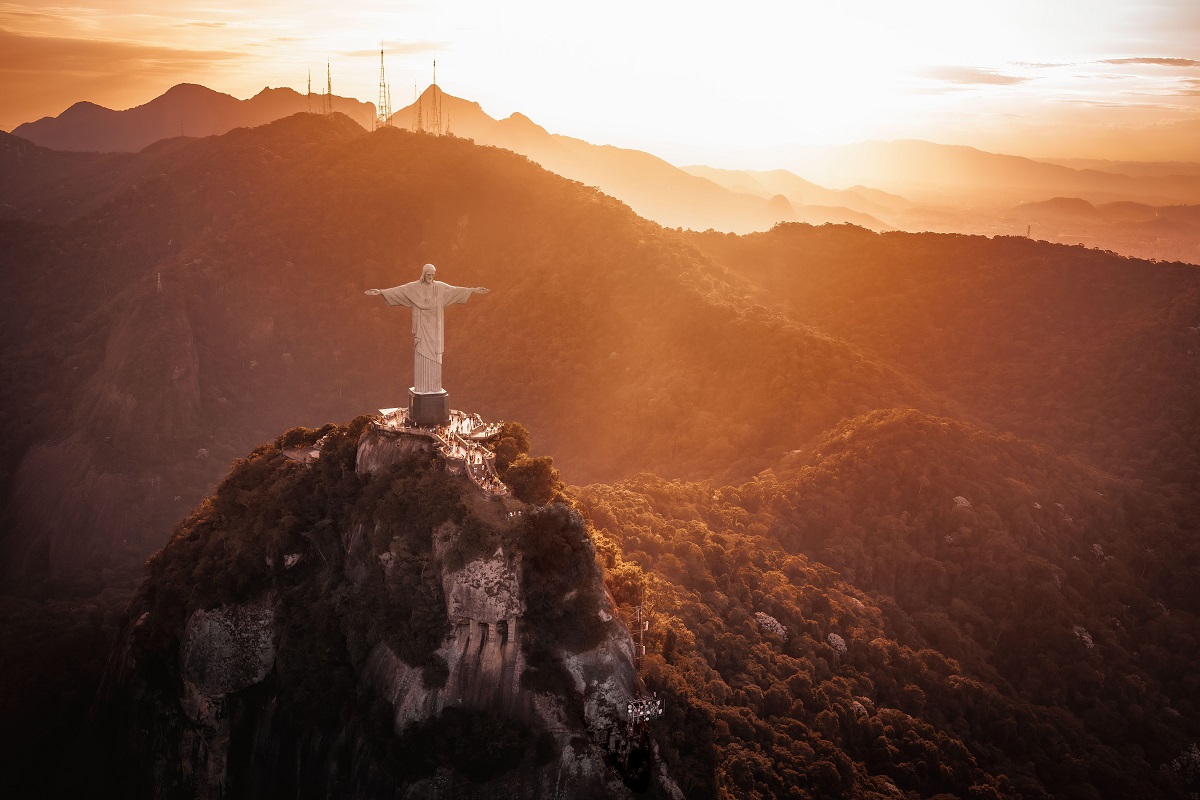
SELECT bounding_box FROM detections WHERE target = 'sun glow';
[2,0,1199,162]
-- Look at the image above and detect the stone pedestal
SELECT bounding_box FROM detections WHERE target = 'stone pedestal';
[409,388,449,427]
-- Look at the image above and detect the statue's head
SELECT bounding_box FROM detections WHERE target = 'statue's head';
[421,263,436,283]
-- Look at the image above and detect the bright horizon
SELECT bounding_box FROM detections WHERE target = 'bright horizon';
[3,0,1200,167]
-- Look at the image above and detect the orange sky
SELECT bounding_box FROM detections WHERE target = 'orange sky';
[2,0,1199,164]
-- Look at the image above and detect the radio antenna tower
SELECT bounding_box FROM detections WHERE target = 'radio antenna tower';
[413,82,423,132]
[325,60,333,115]
[375,49,391,129]
[430,59,443,136]
[307,69,312,112]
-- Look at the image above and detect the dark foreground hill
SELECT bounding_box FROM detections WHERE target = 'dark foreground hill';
[7,409,1197,799]
[0,113,946,577]
[18,417,667,799]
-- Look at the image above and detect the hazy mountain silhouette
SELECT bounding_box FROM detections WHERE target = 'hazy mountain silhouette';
[1011,196,1104,222]
[1041,157,1200,178]
[11,83,375,153]
[19,81,1200,252]
[788,139,1200,205]
[683,164,903,227]
[391,84,809,233]
[1005,196,1200,262]
[685,153,1200,262]
[11,81,891,234]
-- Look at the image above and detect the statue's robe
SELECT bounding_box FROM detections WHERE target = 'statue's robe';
[381,279,475,393]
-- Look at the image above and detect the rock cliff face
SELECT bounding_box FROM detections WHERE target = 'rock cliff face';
[89,418,674,799]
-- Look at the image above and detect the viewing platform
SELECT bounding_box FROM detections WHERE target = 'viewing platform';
[366,407,510,497]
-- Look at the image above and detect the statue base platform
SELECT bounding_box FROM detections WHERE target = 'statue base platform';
[409,389,449,426]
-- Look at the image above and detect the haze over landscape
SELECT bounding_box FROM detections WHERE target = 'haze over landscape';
[2,2,1200,799]
[4,0,1200,164]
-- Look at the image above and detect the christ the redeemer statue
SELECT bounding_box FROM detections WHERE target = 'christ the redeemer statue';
[365,263,488,426]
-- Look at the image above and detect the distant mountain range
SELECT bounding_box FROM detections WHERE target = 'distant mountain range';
[385,85,892,233]
[785,139,1200,206]
[1003,196,1200,262]
[8,82,1200,259]
[10,83,861,233]
[12,84,374,153]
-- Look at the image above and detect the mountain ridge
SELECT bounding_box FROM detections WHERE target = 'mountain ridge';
[786,138,1200,205]
[11,83,375,153]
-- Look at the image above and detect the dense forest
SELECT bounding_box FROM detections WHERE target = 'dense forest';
[1,115,1199,797]
[687,224,1200,499]
[579,408,1199,797]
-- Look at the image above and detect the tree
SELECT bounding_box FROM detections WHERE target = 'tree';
[493,421,531,472]
[505,455,560,505]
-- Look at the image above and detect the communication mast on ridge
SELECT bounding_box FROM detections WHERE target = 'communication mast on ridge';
[430,59,443,135]
[413,83,423,132]
[375,49,392,129]
[307,69,312,112]
[325,60,333,115]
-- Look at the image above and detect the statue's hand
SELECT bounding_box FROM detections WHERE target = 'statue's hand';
[364,288,382,296]
[474,287,490,294]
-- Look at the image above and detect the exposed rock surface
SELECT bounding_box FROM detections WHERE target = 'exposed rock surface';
[181,596,276,695]
[89,419,674,798]
[355,426,435,475]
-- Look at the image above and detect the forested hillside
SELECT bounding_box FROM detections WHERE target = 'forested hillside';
[0,113,945,576]
[688,224,1200,498]
[579,409,1200,798]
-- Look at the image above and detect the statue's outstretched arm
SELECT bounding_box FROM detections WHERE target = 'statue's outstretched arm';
[473,287,490,294]
[364,289,382,296]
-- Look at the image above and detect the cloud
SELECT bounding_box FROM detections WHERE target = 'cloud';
[1170,78,1200,96]
[1100,57,1200,67]
[1014,61,1075,69]
[1051,98,1195,111]
[0,27,245,74]
[921,66,1029,86]
[0,27,246,129]
[340,41,445,58]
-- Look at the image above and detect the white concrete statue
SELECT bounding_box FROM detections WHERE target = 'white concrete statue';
[364,263,489,394]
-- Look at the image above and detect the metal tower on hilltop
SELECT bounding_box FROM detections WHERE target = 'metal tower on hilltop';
[325,60,333,115]
[413,83,423,132]
[432,59,443,136]
[375,49,392,129]
[307,69,312,112]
